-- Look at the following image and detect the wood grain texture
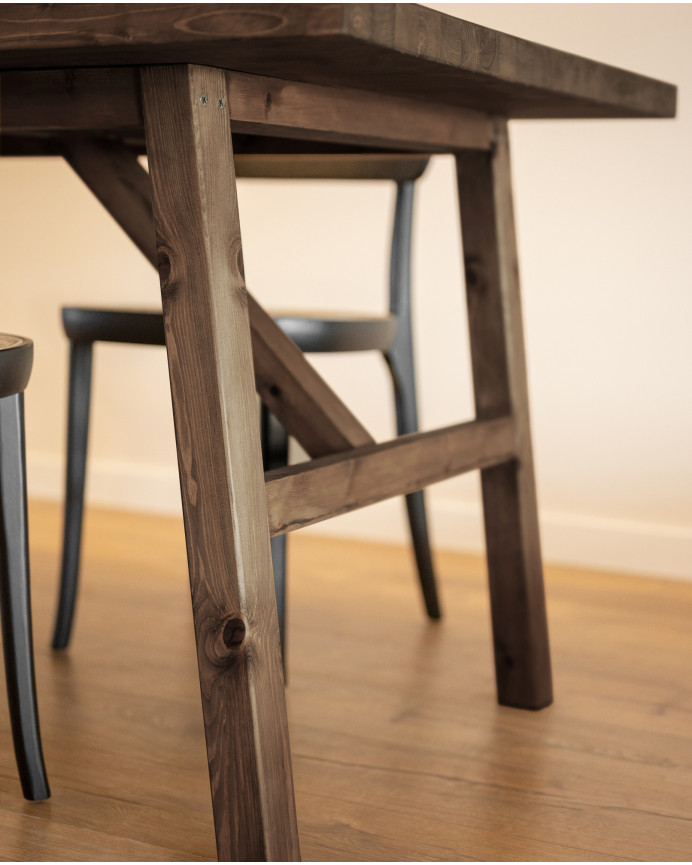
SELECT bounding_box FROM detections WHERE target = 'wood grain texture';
[141,64,299,861]
[62,137,373,459]
[248,295,373,458]
[266,417,515,536]
[62,137,157,267]
[226,71,492,152]
[0,4,676,119]
[235,153,429,182]
[0,65,490,152]
[340,4,677,118]
[6,500,692,861]
[456,119,552,711]
[0,68,143,135]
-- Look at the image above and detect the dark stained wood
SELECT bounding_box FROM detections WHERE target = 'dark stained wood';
[248,295,374,457]
[265,417,516,536]
[0,135,63,157]
[0,66,491,153]
[62,137,374,459]
[0,3,344,67]
[235,153,429,181]
[338,4,677,119]
[226,71,492,152]
[60,139,158,268]
[62,137,156,268]
[0,68,143,135]
[0,4,676,119]
[141,63,300,861]
[456,119,552,711]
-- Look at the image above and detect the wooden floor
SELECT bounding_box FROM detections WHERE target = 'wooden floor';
[0,501,691,861]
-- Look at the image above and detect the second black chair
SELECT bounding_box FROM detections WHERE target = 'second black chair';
[52,156,441,661]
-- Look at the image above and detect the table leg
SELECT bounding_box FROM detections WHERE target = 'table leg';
[456,119,553,710]
[140,64,300,861]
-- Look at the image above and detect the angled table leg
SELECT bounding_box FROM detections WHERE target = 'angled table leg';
[140,64,300,861]
[456,119,553,710]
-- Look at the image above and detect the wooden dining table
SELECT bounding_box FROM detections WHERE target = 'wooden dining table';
[0,4,677,860]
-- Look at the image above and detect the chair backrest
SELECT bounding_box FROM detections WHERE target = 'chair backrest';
[233,152,429,182]
[389,178,415,323]
[233,147,429,323]
[2,132,430,184]
[7,131,428,323]
[230,133,429,182]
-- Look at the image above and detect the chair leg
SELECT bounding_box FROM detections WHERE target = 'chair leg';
[387,179,441,620]
[261,403,289,667]
[385,350,441,620]
[52,340,93,650]
[0,393,50,801]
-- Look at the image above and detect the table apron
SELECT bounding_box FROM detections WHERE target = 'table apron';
[0,65,494,153]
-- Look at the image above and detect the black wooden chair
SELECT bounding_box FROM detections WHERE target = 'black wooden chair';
[52,155,441,663]
[0,334,50,801]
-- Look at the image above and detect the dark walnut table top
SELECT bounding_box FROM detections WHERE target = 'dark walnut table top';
[0,3,676,120]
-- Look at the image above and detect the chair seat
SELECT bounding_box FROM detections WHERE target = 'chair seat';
[0,335,33,399]
[62,309,166,346]
[62,307,397,354]
[274,313,396,353]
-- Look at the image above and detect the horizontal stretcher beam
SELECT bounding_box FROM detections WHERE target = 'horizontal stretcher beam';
[265,416,516,536]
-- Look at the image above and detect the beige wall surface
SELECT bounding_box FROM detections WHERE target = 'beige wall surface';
[0,4,690,578]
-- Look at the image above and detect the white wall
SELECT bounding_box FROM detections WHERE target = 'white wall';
[0,4,690,579]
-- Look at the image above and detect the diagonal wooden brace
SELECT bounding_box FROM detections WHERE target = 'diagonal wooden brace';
[61,136,373,457]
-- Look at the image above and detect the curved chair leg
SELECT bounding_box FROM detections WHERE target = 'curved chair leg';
[0,393,50,801]
[387,179,441,620]
[261,403,289,672]
[385,350,441,620]
[52,340,93,650]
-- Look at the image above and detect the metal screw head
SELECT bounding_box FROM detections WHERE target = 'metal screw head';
[200,94,209,106]
[218,97,226,109]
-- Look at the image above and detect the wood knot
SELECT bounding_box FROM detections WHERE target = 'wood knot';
[478,30,498,70]
[222,617,246,650]
[157,249,172,286]
[464,255,484,292]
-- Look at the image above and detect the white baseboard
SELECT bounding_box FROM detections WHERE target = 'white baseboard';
[304,495,692,582]
[28,452,184,517]
[28,452,692,581]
